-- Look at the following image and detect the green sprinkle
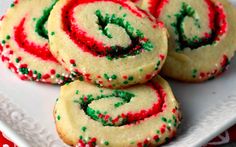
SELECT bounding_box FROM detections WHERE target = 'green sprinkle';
[76,90,79,95]
[123,81,128,84]
[136,30,144,38]
[155,137,160,142]
[162,117,167,122]
[128,76,134,81]
[165,137,170,142]
[130,141,135,144]
[81,126,87,132]
[104,141,109,145]
[33,18,37,21]
[192,69,198,78]
[2,40,6,44]
[111,75,117,80]
[156,130,160,134]
[6,35,10,40]
[57,115,61,120]
[51,32,55,36]
[56,74,60,78]
[106,56,112,60]
[142,41,154,51]
[15,58,20,63]
[114,102,124,108]
[104,74,110,80]
[208,76,215,81]
[37,73,42,79]
[123,14,127,17]
[19,68,29,75]
[10,3,15,7]
[73,100,80,103]
[79,76,84,81]
[119,6,123,10]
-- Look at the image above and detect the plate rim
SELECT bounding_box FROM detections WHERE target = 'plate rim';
[1,89,236,147]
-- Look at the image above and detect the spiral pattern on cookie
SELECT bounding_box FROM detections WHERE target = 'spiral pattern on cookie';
[140,0,236,81]
[54,76,181,147]
[48,0,168,88]
[0,0,72,84]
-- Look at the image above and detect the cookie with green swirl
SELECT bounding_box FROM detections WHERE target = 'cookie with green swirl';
[140,0,236,82]
[48,0,168,88]
[54,76,181,146]
[0,0,72,84]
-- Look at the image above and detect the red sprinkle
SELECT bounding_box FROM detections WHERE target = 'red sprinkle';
[9,50,13,54]
[160,124,166,134]
[50,69,56,75]
[172,108,176,113]
[145,74,152,80]
[153,135,159,140]
[20,64,28,68]
[43,74,50,79]
[5,44,10,48]
[70,59,76,65]
[159,54,165,60]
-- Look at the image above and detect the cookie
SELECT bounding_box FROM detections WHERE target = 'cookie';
[48,0,168,88]
[140,0,236,82]
[54,76,181,146]
[0,0,72,84]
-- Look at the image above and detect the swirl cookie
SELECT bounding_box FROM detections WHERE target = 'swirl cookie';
[48,0,168,88]
[0,0,72,84]
[140,0,236,82]
[54,76,181,146]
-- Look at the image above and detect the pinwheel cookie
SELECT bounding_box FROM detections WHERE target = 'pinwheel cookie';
[0,0,72,84]
[48,0,168,88]
[140,0,236,82]
[54,76,181,146]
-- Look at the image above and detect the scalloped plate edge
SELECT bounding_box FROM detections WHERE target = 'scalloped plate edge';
[0,93,64,147]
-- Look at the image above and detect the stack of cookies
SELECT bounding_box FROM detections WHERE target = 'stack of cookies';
[0,0,236,146]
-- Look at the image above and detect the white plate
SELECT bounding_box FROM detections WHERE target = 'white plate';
[0,1,236,147]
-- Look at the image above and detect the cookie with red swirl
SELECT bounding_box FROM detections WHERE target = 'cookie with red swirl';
[0,0,72,84]
[48,0,168,88]
[140,0,236,82]
[54,76,181,146]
